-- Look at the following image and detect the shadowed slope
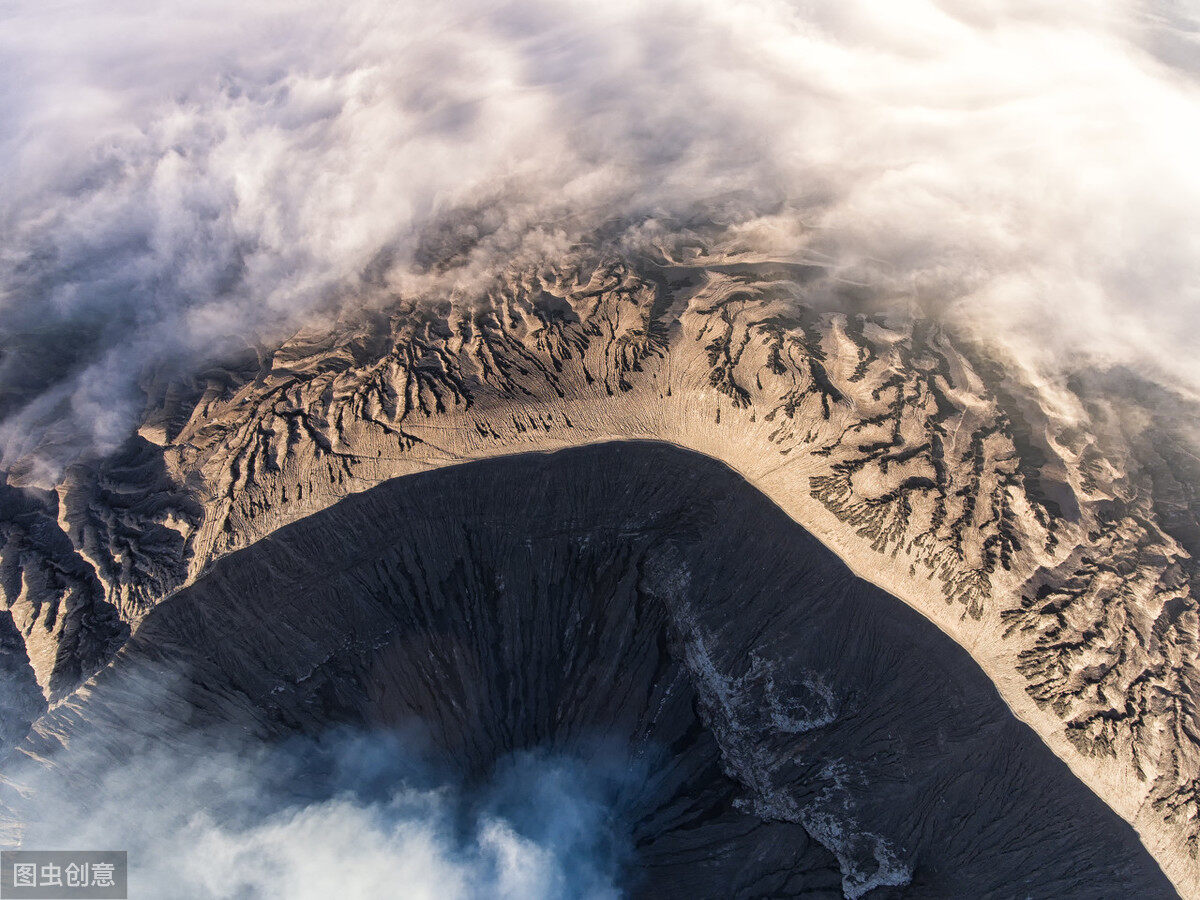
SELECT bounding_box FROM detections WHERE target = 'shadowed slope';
[11,443,1177,898]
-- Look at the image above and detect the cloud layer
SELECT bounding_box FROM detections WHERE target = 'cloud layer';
[2,0,1199,473]
[10,727,634,899]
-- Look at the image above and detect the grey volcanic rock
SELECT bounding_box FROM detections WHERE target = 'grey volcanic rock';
[10,444,1176,898]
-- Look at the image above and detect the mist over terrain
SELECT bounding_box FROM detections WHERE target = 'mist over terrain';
[9,726,631,900]
[3,3,1200,897]
[2,0,1200,477]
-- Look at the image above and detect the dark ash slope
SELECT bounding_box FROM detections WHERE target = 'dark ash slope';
[9,442,1176,898]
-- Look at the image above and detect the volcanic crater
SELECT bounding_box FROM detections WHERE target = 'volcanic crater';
[9,443,1175,898]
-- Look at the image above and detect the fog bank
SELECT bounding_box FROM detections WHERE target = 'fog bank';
[2,0,1199,472]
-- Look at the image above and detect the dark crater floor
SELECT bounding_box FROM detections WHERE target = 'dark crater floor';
[8,442,1177,898]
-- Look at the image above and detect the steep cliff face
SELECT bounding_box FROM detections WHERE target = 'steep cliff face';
[1,247,1198,891]
[6,445,1176,897]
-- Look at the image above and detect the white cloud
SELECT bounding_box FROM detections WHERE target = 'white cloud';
[10,730,628,899]
[2,0,1199,474]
